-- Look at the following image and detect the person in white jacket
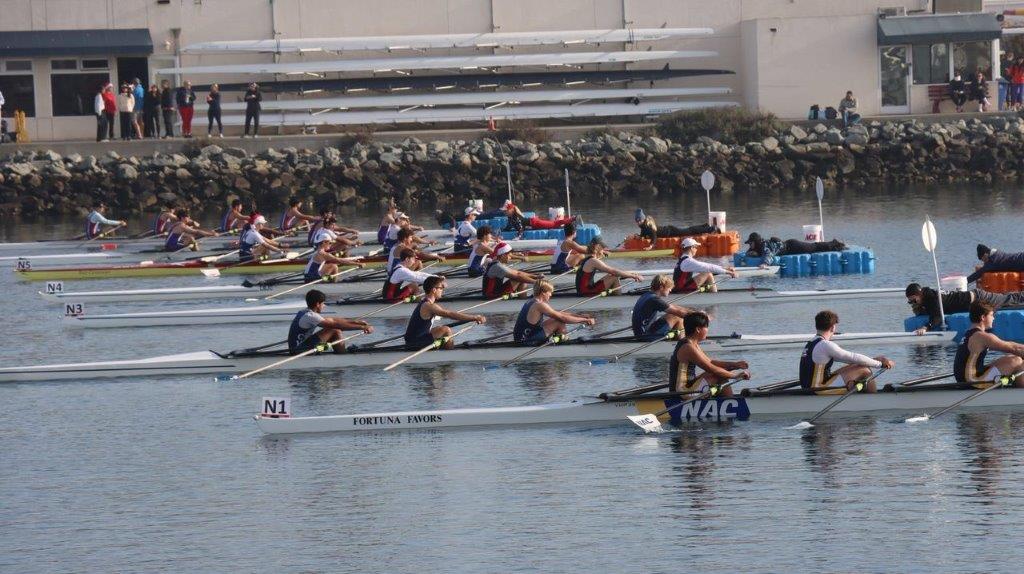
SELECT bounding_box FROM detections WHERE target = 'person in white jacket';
[94,89,107,142]
[799,310,894,394]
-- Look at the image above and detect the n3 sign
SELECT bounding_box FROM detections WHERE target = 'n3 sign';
[46,281,64,295]
[261,397,291,418]
[64,303,85,317]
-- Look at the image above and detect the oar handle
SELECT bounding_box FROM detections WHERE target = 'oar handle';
[230,331,365,381]
[805,368,885,424]
[383,324,476,371]
[264,265,359,300]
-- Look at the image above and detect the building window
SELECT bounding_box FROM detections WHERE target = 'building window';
[52,59,77,71]
[81,58,109,70]
[912,43,949,85]
[0,75,35,117]
[953,41,992,79]
[51,73,109,116]
[4,60,32,72]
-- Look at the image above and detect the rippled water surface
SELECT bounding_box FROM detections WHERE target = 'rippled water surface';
[2,182,1024,572]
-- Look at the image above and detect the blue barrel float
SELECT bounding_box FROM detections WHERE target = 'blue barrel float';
[733,246,875,278]
[904,309,1024,343]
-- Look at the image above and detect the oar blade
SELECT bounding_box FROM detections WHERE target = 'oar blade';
[213,373,238,382]
[201,268,221,278]
[904,414,931,423]
[626,413,667,433]
[787,420,814,430]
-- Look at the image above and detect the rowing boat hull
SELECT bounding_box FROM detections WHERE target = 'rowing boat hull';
[254,386,1024,434]
[62,287,906,327]
[16,248,676,281]
[0,332,953,382]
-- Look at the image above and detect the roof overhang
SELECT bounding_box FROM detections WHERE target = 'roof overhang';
[877,13,1001,45]
[0,28,153,57]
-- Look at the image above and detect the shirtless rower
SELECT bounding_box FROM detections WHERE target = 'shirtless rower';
[388,228,446,273]
[513,280,595,345]
[219,199,247,233]
[454,206,481,252]
[669,311,750,399]
[482,242,541,299]
[550,222,587,273]
[277,197,318,233]
[238,215,287,262]
[288,289,373,355]
[631,275,695,341]
[799,310,893,394]
[953,301,1024,387]
[165,208,215,251]
[673,237,737,293]
[575,238,643,296]
[151,201,178,237]
[906,282,1024,334]
[403,276,487,350]
[84,202,126,239]
[377,203,399,245]
[384,248,440,302]
[303,237,365,283]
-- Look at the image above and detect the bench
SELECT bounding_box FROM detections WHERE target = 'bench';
[928,84,950,113]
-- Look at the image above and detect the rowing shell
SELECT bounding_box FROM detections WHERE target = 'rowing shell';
[16,247,675,281]
[61,287,906,328]
[255,383,1022,434]
[41,267,779,304]
[0,331,952,382]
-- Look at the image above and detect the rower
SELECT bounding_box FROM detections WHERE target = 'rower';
[377,203,398,245]
[673,237,737,293]
[468,226,525,278]
[238,215,286,262]
[454,206,481,252]
[307,208,333,247]
[388,228,446,273]
[403,276,486,350]
[165,209,215,251]
[575,238,643,296]
[304,237,365,282]
[799,310,893,394]
[152,201,178,236]
[906,282,1024,334]
[513,280,595,345]
[85,202,126,239]
[219,199,247,233]
[383,212,427,252]
[631,274,694,341]
[669,311,750,399]
[278,197,318,233]
[312,215,360,252]
[384,248,439,302]
[288,289,373,355]
[550,222,586,273]
[482,242,540,298]
[953,301,1024,387]
[967,244,1024,284]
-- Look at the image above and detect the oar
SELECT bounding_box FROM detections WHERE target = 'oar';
[382,324,477,372]
[82,222,126,244]
[789,368,885,429]
[213,332,365,382]
[200,249,307,278]
[755,378,800,392]
[246,266,361,302]
[894,372,953,388]
[556,280,632,312]
[346,261,442,302]
[905,372,1019,423]
[487,324,589,370]
[627,379,740,433]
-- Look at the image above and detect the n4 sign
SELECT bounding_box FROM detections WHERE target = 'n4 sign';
[64,303,85,317]
[261,397,291,418]
[46,281,64,295]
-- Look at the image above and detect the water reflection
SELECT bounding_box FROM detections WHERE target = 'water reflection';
[954,413,1005,502]
[800,417,878,489]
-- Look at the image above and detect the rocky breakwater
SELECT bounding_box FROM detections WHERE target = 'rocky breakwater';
[0,115,1022,216]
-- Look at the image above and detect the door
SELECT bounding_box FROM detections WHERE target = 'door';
[116,57,149,88]
[880,46,910,114]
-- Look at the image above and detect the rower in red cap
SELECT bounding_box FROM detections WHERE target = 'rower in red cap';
[482,242,541,298]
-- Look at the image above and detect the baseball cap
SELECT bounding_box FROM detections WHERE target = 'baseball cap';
[465,206,481,216]
[744,232,762,245]
[977,243,991,259]
[681,237,701,249]
[495,242,513,256]
[251,214,267,225]
[634,208,645,222]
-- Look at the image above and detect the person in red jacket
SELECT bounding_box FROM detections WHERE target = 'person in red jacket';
[100,83,116,141]
[1012,57,1024,111]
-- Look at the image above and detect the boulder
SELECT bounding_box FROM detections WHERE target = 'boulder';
[789,125,808,140]
[761,136,779,151]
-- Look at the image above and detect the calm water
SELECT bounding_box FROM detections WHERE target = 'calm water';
[2,183,1024,572]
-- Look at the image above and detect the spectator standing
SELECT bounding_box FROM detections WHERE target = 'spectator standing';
[160,79,176,138]
[838,90,859,127]
[970,71,990,112]
[176,80,196,138]
[101,83,117,141]
[131,78,145,138]
[949,73,967,113]
[1012,58,1024,112]
[94,85,107,142]
[0,89,4,129]
[116,84,135,141]
[206,83,223,137]
[143,83,161,138]
[244,82,262,137]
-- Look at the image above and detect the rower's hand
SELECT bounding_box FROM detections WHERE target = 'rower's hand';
[913,327,927,336]
[727,267,738,278]
[732,369,751,380]
[582,316,596,327]
[733,360,749,370]
[630,272,644,282]
[361,324,374,334]
[473,315,487,325]
[437,256,447,263]
[119,220,127,226]
[877,357,895,369]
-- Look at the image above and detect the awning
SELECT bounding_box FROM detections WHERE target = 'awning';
[0,28,153,57]
[877,13,1002,45]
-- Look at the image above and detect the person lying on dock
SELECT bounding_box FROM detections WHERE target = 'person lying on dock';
[906,282,1024,334]
[513,280,596,345]
[550,222,587,273]
[632,275,694,341]
[384,248,440,302]
[744,233,847,265]
[404,276,486,350]
[388,228,446,273]
[165,209,216,251]
[954,301,1024,388]
[85,202,126,239]
[967,244,1024,284]
[799,310,893,394]
[669,311,749,399]
[501,200,576,238]
[239,215,287,262]
[673,237,736,293]
[633,209,720,249]
[575,238,644,296]
[288,289,373,355]
[304,237,365,283]
[483,242,541,298]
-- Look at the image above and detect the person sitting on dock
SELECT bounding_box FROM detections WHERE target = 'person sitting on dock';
[575,238,644,296]
[388,228,446,273]
[239,215,287,262]
[482,242,541,298]
[404,276,486,350]
[669,311,749,399]
[454,206,481,252]
[967,244,1024,284]
[906,282,1024,334]
[954,301,1024,388]
[550,222,587,273]
[219,199,248,233]
[385,248,440,302]
[165,208,216,251]
[799,310,893,394]
[277,197,318,233]
[513,279,596,345]
[634,209,719,249]
[85,202,126,239]
[288,289,373,355]
[303,237,364,283]
[673,237,736,293]
[631,275,694,341]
